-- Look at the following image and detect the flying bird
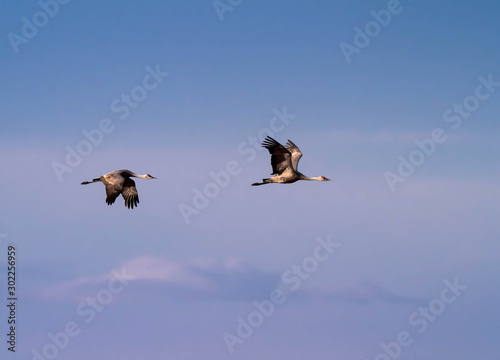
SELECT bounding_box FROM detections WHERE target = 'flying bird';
[252,136,332,186]
[81,169,157,209]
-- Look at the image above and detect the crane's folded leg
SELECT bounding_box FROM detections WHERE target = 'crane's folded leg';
[251,178,271,186]
[81,178,101,185]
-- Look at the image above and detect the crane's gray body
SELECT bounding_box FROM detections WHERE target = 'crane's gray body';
[252,137,332,186]
[81,169,156,209]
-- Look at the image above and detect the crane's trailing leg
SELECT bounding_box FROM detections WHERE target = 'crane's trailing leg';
[81,178,101,185]
[251,178,272,186]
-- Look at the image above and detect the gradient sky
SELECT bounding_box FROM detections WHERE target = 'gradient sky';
[1,1,500,359]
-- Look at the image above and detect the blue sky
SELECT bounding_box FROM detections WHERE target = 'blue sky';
[1,1,500,359]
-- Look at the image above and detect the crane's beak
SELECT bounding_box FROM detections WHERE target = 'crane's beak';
[325,178,333,181]
[151,176,158,179]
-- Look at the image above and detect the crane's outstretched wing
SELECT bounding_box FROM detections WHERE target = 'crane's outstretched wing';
[261,136,293,175]
[122,178,139,209]
[105,182,121,205]
[285,139,302,171]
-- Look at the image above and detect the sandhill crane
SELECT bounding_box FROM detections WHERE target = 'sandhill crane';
[81,169,157,209]
[252,136,332,186]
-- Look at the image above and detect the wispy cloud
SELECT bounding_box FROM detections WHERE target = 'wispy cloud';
[294,282,427,307]
[33,256,278,303]
[33,256,427,308]
[322,130,465,145]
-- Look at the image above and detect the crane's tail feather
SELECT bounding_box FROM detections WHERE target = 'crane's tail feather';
[81,178,100,185]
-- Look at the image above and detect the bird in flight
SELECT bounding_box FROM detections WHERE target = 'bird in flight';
[81,169,157,209]
[252,136,332,186]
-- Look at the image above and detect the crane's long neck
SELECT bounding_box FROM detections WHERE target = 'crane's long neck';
[299,174,323,181]
[130,173,148,179]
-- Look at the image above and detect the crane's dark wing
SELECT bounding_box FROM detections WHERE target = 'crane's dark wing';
[122,178,139,209]
[105,183,121,206]
[285,139,303,171]
[261,136,293,175]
